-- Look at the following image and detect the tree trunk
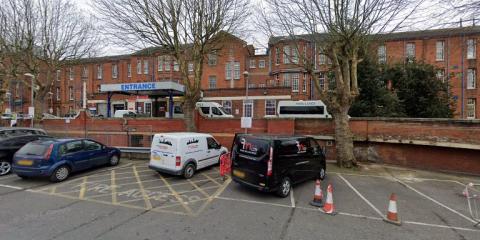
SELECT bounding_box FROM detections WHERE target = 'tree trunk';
[183,99,197,132]
[333,104,356,168]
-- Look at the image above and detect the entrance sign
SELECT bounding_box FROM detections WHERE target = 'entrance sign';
[241,117,252,128]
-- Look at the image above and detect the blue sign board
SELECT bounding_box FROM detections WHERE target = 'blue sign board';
[120,83,157,91]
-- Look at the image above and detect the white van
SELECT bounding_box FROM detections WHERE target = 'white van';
[149,132,228,178]
[196,102,233,118]
[277,100,332,118]
[113,110,137,118]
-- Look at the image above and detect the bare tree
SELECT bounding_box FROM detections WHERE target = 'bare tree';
[260,0,422,167]
[95,0,250,131]
[0,0,99,117]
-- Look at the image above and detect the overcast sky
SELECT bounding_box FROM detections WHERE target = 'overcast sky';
[74,0,476,56]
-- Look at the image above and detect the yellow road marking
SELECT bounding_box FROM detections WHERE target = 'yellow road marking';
[202,173,222,186]
[154,197,210,210]
[159,174,193,215]
[188,179,210,198]
[111,170,117,204]
[133,165,152,209]
[194,177,232,216]
[79,177,88,199]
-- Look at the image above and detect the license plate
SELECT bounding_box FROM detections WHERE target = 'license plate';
[17,160,33,166]
[233,170,245,178]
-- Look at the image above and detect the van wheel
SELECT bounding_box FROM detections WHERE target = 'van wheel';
[276,177,292,198]
[50,165,70,182]
[183,164,195,179]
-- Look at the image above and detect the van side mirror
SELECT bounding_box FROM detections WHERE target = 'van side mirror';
[215,143,222,149]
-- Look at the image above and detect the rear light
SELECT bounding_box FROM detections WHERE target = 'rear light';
[175,156,181,167]
[44,144,54,160]
[267,146,273,177]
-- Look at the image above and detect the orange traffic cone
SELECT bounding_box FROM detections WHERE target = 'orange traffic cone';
[310,180,324,207]
[322,184,336,215]
[384,193,401,225]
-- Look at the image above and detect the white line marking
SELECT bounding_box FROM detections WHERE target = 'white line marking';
[395,178,478,224]
[0,184,23,190]
[404,220,480,232]
[0,174,21,180]
[215,196,292,209]
[290,187,295,208]
[337,173,384,218]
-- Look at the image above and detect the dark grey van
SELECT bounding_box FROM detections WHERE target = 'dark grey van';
[230,134,326,197]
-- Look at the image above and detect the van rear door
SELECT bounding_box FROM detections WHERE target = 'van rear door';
[150,135,177,170]
[231,135,270,186]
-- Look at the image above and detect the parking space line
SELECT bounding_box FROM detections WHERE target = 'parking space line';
[111,170,117,204]
[79,177,88,199]
[159,173,193,215]
[0,184,23,190]
[154,197,210,210]
[50,186,56,194]
[403,220,480,232]
[115,185,220,204]
[194,177,232,216]
[0,174,21,180]
[337,174,384,218]
[202,173,222,186]
[290,187,295,208]
[215,196,292,209]
[187,179,209,198]
[395,178,478,224]
[133,165,152,210]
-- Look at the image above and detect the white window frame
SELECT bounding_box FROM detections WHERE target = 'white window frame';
[97,64,103,80]
[292,47,299,64]
[173,60,179,72]
[157,56,163,71]
[436,69,445,83]
[222,100,232,115]
[56,87,60,101]
[143,60,149,74]
[283,45,290,64]
[164,56,171,71]
[69,86,74,101]
[467,68,476,89]
[292,73,299,92]
[467,98,476,119]
[243,99,253,118]
[97,85,101,93]
[112,64,118,79]
[136,60,142,74]
[69,67,74,80]
[258,60,265,68]
[234,62,240,79]
[275,47,280,65]
[303,73,307,92]
[283,73,290,87]
[249,59,256,68]
[319,53,327,65]
[406,42,416,60]
[467,39,476,59]
[81,66,88,78]
[208,51,217,66]
[127,63,131,77]
[436,41,445,61]
[265,99,276,116]
[319,72,326,90]
[208,75,217,89]
[378,45,386,63]
[56,70,61,81]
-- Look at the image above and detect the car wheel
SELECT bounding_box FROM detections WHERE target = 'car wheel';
[276,177,292,198]
[0,160,11,176]
[109,155,120,166]
[183,163,195,179]
[319,167,326,180]
[50,165,70,182]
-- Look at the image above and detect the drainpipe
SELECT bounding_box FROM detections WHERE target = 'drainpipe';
[461,28,465,118]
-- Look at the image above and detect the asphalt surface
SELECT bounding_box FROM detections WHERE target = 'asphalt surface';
[0,160,479,240]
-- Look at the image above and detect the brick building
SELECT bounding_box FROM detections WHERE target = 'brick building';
[4,26,480,119]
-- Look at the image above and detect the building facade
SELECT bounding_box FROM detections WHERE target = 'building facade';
[4,26,480,119]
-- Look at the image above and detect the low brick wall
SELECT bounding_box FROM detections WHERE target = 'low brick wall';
[36,112,480,175]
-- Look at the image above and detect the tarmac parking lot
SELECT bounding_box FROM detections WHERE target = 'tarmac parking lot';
[0,160,479,240]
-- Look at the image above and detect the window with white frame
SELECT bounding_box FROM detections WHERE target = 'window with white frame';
[188,63,194,73]
[222,100,232,114]
[143,60,149,74]
[292,47,299,64]
[249,59,256,68]
[259,83,266,88]
[136,60,141,74]
[283,73,290,87]
[406,42,416,60]
[234,62,240,79]
[243,99,253,117]
[467,39,476,59]
[283,45,290,64]
[69,67,74,80]
[436,69,445,83]
[303,73,307,92]
[69,86,74,101]
[97,64,103,79]
[436,41,445,61]
[467,68,476,89]
[81,66,88,78]
[225,62,240,80]
[208,51,217,66]
[319,53,327,65]
[157,56,163,71]
[467,98,476,119]
[173,60,179,71]
[208,76,217,89]
[248,83,256,88]
[127,63,131,77]
[259,60,266,68]
[265,99,276,116]
[275,47,280,65]
[292,73,299,92]
[112,64,118,79]
[56,87,60,101]
[164,56,171,71]
[319,72,326,90]
[378,45,386,63]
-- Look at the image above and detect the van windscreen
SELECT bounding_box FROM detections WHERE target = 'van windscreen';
[233,136,269,158]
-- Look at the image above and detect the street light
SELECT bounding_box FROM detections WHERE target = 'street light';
[48,92,53,114]
[243,71,249,134]
[24,73,35,127]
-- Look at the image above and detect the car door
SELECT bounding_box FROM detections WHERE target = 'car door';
[83,140,109,166]
[60,140,90,171]
[278,139,310,183]
[205,137,222,166]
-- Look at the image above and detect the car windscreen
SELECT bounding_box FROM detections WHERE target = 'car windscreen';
[16,142,50,156]
[233,136,270,159]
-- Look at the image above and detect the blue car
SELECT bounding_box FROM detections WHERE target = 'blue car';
[12,138,121,182]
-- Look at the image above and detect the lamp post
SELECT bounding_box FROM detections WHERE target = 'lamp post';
[243,71,249,134]
[47,92,53,114]
[5,92,11,114]
[24,73,35,127]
